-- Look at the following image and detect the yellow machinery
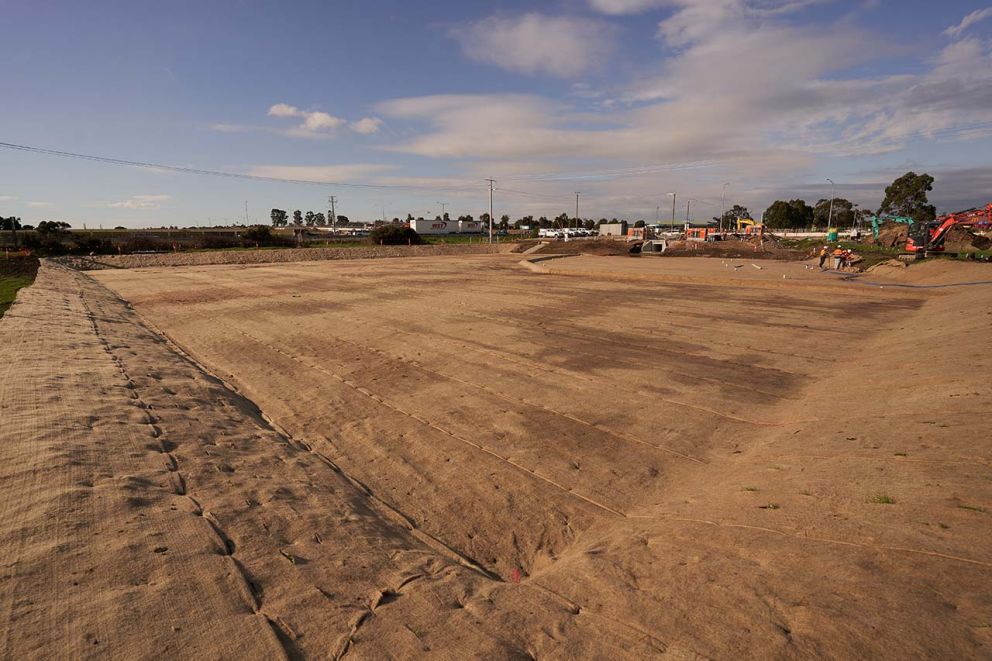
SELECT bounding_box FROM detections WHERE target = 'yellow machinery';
[735,218,763,235]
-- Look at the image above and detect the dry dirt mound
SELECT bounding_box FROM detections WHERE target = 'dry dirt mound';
[534,239,636,256]
[872,221,911,248]
[55,243,501,271]
[658,238,807,260]
[943,225,992,252]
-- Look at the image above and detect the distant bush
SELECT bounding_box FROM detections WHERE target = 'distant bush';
[369,225,423,246]
[243,225,273,244]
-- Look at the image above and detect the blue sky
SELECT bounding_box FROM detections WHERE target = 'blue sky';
[2,0,992,226]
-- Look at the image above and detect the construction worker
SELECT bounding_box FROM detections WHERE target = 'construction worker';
[832,246,845,270]
[818,245,829,270]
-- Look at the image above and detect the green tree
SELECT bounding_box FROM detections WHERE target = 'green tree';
[292,210,303,226]
[634,220,646,228]
[763,199,813,229]
[314,212,326,226]
[813,198,854,227]
[878,172,936,224]
[499,214,510,230]
[717,204,751,228]
[1,217,22,248]
[270,208,288,227]
[304,211,316,226]
[36,221,71,235]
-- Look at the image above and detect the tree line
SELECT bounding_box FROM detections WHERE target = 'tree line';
[270,209,350,227]
[266,172,936,232]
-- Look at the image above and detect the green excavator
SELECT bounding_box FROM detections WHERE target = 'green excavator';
[869,214,914,239]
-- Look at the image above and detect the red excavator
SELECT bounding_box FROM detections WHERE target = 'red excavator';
[905,203,992,253]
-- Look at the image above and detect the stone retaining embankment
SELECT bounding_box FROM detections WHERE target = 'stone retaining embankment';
[57,243,504,270]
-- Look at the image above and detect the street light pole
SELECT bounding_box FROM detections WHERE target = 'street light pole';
[486,179,495,244]
[685,199,695,232]
[827,178,835,230]
[668,192,676,232]
[575,192,580,229]
[721,182,730,233]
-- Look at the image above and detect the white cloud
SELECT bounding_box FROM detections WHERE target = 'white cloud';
[26,201,53,208]
[943,7,992,38]
[266,103,346,137]
[450,13,615,78]
[588,0,669,14]
[210,122,257,133]
[301,111,345,132]
[102,194,171,209]
[247,164,395,183]
[655,0,822,48]
[350,117,383,135]
[375,2,992,218]
[267,103,302,118]
[0,195,18,202]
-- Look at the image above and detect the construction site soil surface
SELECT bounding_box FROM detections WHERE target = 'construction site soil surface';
[2,253,990,658]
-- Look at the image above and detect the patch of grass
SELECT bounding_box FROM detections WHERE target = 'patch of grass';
[957,504,987,513]
[759,503,780,510]
[0,257,39,318]
[742,486,759,492]
[893,452,907,457]
[869,494,896,504]
[799,489,813,496]
[938,522,950,530]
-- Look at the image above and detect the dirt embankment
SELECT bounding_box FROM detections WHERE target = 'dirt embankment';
[54,242,504,270]
[532,237,808,259]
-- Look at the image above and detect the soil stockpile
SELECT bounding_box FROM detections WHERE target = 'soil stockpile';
[55,242,502,271]
[873,221,911,248]
[3,255,990,658]
[942,225,992,252]
[533,238,637,256]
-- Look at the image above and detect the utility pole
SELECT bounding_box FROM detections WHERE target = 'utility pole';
[574,192,580,229]
[826,178,836,229]
[721,183,729,233]
[685,199,694,231]
[244,200,249,225]
[673,196,678,231]
[486,179,495,244]
[437,201,448,220]
[329,195,337,232]
[656,205,660,225]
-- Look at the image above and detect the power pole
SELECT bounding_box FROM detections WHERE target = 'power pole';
[685,199,694,231]
[668,192,677,232]
[721,182,729,233]
[437,201,448,219]
[244,200,249,225]
[486,179,495,244]
[329,195,337,232]
[574,192,580,229]
[826,178,836,230]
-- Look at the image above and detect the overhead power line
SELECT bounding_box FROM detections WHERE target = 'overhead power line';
[0,141,483,193]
